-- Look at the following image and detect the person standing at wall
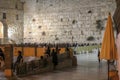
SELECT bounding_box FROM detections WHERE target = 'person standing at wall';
[51,49,58,70]
[46,46,51,56]
[98,49,100,63]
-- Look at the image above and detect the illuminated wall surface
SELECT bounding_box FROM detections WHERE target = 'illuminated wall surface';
[0,0,24,44]
[0,0,116,44]
[0,22,3,38]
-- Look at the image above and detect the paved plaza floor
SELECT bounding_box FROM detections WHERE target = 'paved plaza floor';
[0,70,7,80]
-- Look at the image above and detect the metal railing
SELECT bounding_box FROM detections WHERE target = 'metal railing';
[14,53,73,76]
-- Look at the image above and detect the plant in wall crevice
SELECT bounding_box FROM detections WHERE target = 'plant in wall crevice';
[87,36,95,41]
[96,19,104,31]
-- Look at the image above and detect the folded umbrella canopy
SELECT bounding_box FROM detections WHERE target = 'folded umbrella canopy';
[100,13,118,80]
[100,13,117,60]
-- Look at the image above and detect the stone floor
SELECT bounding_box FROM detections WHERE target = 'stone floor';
[17,52,108,80]
[0,70,7,80]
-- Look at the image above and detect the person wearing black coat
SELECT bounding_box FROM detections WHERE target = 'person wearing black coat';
[13,51,23,72]
[98,49,100,63]
[0,48,5,61]
[51,49,58,70]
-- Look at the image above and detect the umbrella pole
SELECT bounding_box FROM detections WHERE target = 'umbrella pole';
[108,60,110,80]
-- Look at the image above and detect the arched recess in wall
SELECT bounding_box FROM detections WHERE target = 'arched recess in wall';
[0,20,8,43]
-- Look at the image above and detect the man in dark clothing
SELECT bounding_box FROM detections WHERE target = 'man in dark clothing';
[0,48,5,61]
[51,49,58,70]
[98,49,100,63]
[13,51,23,72]
[46,46,51,56]
[16,51,23,63]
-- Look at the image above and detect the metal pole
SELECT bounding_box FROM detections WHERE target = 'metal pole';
[108,60,110,80]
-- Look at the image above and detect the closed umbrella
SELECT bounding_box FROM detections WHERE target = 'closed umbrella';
[100,13,118,80]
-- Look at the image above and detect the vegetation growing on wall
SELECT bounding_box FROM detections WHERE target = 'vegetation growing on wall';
[87,36,95,41]
[96,20,104,30]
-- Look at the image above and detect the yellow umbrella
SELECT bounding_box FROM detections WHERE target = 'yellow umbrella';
[100,13,118,80]
[100,13,117,60]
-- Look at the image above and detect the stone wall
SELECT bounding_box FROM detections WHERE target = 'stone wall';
[0,0,24,44]
[0,0,116,44]
[23,0,116,44]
